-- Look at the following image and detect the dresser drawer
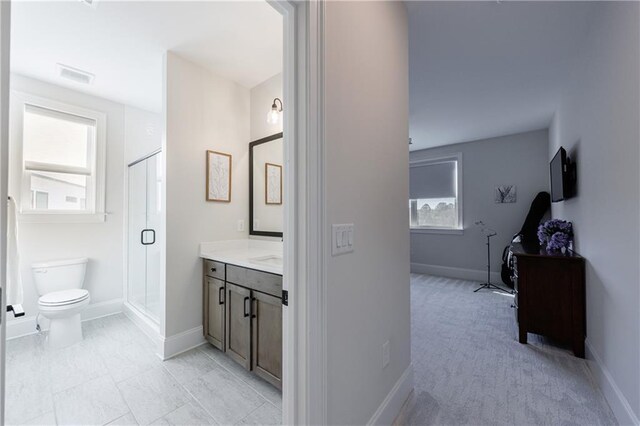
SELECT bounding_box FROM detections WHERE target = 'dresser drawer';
[226,264,282,298]
[204,259,225,280]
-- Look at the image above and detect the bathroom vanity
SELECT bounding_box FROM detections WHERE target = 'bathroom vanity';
[200,240,283,390]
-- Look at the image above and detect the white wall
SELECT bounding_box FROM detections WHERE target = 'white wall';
[549,2,640,423]
[164,52,250,338]
[410,130,549,279]
[250,73,282,141]
[124,106,162,165]
[324,2,411,424]
[7,74,125,331]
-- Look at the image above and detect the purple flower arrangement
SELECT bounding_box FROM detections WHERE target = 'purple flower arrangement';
[538,219,573,253]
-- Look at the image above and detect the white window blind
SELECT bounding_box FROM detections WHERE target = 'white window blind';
[14,91,107,222]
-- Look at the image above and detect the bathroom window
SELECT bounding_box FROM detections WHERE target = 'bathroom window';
[409,154,463,234]
[17,93,106,222]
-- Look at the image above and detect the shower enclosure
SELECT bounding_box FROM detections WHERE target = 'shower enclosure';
[127,151,162,323]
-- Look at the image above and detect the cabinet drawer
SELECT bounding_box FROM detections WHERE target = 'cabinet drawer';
[204,259,225,280]
[226,264,282,298]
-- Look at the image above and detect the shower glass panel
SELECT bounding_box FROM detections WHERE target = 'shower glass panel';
[127,152,161,323]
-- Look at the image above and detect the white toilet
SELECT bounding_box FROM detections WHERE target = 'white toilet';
[32,258,90,349]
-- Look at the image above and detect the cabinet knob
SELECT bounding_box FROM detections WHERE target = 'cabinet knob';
[211,268,216,272]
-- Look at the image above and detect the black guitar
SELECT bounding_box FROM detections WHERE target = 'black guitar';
[500,192,551,287]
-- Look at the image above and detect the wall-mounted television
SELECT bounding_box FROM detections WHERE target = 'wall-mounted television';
[550,147,576,202]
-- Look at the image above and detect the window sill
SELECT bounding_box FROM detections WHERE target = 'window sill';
[410,227,464,235]
[19,212,106,224]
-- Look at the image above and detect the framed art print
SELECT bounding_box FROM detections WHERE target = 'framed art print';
[206,150,232,202]
[265,162,282,205]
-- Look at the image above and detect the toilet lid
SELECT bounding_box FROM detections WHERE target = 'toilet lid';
[39,289,89,306]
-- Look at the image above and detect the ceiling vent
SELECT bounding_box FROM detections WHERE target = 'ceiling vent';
[57,64,95,85]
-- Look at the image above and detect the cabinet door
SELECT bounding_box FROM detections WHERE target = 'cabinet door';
[204,277,225,350]
[225,283,252,369]
[251,291,282,389]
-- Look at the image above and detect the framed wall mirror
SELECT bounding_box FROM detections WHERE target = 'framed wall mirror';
[249,132,283,238]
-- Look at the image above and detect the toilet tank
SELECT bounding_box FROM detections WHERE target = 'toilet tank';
[32,258,88,296]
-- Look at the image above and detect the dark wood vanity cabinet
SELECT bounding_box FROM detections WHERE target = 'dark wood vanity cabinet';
[252,291,283,388]
[204,277,225,350]
[511,243,586,358]
[203,259,283,389]
[225,282,252,369]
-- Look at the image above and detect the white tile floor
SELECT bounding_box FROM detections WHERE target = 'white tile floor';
[5,313,282,426]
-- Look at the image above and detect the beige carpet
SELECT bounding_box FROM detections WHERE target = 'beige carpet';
[407,274,617,426]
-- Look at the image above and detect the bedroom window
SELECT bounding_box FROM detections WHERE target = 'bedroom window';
[409,153,463,233]
[15,92,106,222]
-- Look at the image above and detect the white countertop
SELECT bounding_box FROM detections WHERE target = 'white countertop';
[199,239,284,275]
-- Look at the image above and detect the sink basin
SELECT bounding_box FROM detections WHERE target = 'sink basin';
[249,255,283,267]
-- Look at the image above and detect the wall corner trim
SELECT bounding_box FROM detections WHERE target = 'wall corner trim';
[367,364,414,426]
[160,325,206,360]
[585,340,640,426]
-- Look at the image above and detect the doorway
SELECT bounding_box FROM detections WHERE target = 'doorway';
[0,0,318,424]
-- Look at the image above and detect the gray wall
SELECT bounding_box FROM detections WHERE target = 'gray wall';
[410,129,549,277]
[324,1,411,424]
[549,2,639,422]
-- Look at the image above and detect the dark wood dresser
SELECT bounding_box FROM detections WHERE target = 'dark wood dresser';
[510,242,586,358]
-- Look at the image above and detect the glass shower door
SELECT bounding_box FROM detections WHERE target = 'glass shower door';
[144,154,161,321]
[127,152,161,323]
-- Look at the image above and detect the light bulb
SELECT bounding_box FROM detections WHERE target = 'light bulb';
[267,108,280,125]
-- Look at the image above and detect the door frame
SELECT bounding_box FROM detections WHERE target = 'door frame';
[269,0,326,424]
[0,0,10,422]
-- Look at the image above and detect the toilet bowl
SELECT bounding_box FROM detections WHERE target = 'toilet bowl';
[32,258,89,349]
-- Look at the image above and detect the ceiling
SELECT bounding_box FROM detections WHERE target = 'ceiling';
[11,1,283,112]
[408,1,597,151]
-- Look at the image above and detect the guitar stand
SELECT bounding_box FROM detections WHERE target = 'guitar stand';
[474,281,510,293]
[474,231,511,294]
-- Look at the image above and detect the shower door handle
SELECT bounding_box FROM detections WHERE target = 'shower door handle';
[141,229,156,245]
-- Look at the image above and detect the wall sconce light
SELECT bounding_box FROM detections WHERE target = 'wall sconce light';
[267,97,283,125]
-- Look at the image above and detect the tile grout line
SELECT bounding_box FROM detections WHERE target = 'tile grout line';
[90,324,139,426]
[110,374,140,426]
[233,402,263,426]
[162,363,222,425]
[196,346,281,407]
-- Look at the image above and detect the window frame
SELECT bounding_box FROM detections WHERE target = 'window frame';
[13,91,107,223]
[409,153,463,235]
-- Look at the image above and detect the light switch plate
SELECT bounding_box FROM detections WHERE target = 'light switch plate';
[332,224,354,256]
[237,219,245,232]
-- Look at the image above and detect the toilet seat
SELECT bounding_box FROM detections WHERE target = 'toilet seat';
[39,289,89,307]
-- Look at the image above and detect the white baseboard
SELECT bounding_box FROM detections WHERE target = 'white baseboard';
[160,326,206,361]
[411,262,501,283]
[392,389,415,426]
[6,298,123,340]
[367,363,414,426]
[585,340,639,425]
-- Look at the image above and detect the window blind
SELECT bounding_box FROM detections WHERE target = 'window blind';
[409,160,456,199]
